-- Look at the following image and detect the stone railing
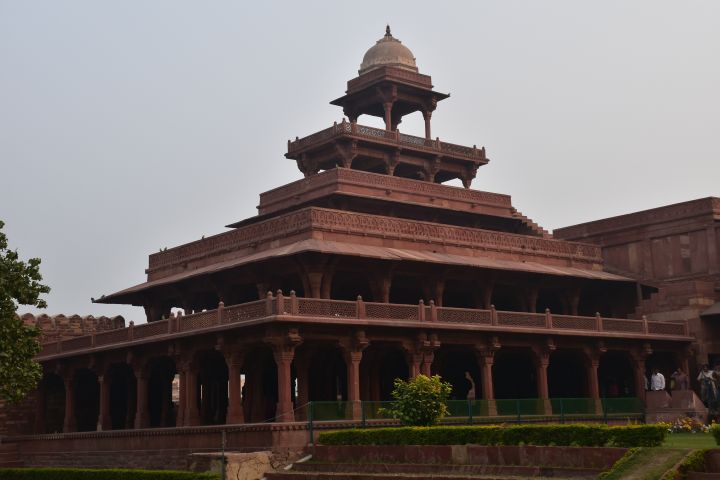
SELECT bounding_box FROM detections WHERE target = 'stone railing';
[287,121,486,162]
[37,293,690,359]
[346,66,433,92]
[148,207,602,278]
[258,168,512,215]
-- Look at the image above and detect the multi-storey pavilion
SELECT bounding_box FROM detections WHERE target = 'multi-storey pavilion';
[0,28,696,467]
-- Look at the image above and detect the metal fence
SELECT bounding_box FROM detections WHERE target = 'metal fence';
[304,397,644,429]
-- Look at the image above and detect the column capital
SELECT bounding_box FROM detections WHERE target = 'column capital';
[264,327,303,360]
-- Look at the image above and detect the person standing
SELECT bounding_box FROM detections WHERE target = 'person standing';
[650,369,666,391]
[698,364,716,405]
[671,368,689,390]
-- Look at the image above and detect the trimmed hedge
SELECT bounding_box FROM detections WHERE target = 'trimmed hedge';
[712,423,720,445]
[318,424,666,447]
[0,468,219,480]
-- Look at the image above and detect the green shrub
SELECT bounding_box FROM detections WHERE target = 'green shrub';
[712,423,720,445]
[380,374,452,426]
[0,468,219,480]
[318,424,666,447]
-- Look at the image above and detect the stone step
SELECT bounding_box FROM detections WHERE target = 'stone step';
[292,462,600,478]
[267,472,553,480]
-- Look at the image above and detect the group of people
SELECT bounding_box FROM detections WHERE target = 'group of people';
[646,364,720,407]
[697,364,720,406]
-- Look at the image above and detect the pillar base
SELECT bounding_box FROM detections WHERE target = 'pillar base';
[275,402,295,422]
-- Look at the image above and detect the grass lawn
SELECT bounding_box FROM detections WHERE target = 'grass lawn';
[663,432,717,449]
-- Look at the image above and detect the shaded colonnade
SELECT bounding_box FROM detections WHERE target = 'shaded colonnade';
[360,344,409,401]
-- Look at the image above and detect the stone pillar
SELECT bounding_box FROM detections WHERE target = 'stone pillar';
[273,349,295,422]
[422,110,432,139]
[408,352,422,378]
[634,357,647,402]
[97,374,111,431]
[535,352,552,415]
[226,352,244,424]
[185,365,201,426]
[134,370,149,429]
[587,357,602,414]
[383,102,393,131]
[478,352,497,416]
[345,350,363,420]
[63,375,76,433]
[421,350,434,377]
[526,287,539,313]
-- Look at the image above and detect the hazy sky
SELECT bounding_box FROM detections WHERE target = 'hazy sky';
[2,1,718,322]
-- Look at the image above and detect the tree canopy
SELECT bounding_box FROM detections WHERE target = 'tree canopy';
[0,220,50,403]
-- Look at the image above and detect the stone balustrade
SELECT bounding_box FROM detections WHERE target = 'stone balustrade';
[287,120,486,161]
[37,293,690,359]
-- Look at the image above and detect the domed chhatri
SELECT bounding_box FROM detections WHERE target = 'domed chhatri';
[359,25,418,75]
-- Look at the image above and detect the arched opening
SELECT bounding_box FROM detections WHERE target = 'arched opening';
[548,350,587,397]
[491,285,524,312]
[107,363,135,430]
[242,346,277,423]
[536,289,565,314]
[148,356,176,428]
[433,347,481,400]
[360,345,409,401]
[197,350,229,425]
[41,374,64,433]
[492,348,537,399]
[279,274,305,298]
[598,351,636,397]
[389,275,424,305]
[331,273,372,302]
[307,346,347,401]
[74,369,99,432]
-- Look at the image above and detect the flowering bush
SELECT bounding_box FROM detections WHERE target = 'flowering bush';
[660,416,713,434]
[380,374,452,426]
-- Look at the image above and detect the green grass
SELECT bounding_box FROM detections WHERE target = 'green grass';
[663,432,716,449]
[599,447,689,480]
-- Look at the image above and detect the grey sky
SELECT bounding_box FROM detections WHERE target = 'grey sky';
[2,1,718,322]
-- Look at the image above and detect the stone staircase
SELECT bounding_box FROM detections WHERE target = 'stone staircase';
[510,208,552,239]
[266,444,625,479]
[0,443,22,468]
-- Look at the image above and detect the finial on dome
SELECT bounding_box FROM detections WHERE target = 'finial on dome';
[385,24,391,37]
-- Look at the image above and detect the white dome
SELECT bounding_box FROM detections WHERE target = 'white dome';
[359,26,418,75]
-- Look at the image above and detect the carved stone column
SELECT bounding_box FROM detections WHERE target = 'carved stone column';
[185,361,201,426]
[225,351,244,425]
[341,330,369,420]
[422,110,432,139]
[266,328,302,422]
[274,350,295,422]
[383,102,393,131]
[533,341,554,415]
[134,369,150,429]
[63,374,76,433]
[632,343,652,403]
[97,374,111,431]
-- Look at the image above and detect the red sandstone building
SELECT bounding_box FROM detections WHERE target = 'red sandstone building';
[0,28,714,469]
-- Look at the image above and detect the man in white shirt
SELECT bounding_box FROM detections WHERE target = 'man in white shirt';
[650,369,666,391]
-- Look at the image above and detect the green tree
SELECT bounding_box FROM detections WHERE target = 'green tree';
[382,374,452,426]
[0,220,49,404]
